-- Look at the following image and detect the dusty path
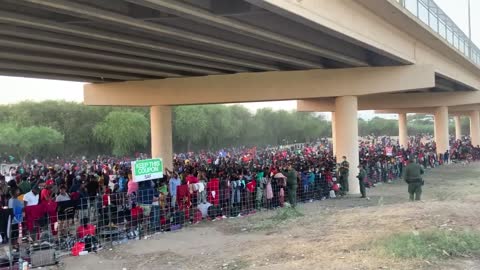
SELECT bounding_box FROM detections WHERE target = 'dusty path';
[60,163,480,270]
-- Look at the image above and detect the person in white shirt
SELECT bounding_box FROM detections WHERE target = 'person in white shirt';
[23,186,40,207]
[55,185,70,202]
[197,201,212,218]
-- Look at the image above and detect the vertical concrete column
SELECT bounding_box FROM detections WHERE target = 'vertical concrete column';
[434,106,449,155]
[335,96,359,195]
[331,112,336,156]
[469,111,480,147]
[398,113,408,148]
[150,106,173,170]
[454,115,462,141]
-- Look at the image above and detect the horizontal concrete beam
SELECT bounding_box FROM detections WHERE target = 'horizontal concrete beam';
[0,51,180,78]
[449,104,480,113]
[360,92,480,110]
[0,10,275,71]
[0,25,247,73]
[297,98,335,112]
[84,65,435,106]
[0,68,115,83]
[299,93,480,112]
[374,108,435,114]
[0,60,142,81]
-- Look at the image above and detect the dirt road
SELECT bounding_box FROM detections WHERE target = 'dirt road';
[60,163,480,270]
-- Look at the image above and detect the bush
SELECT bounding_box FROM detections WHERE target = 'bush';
[382,230,480,259]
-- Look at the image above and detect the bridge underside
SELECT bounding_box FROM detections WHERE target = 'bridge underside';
[0,0,405,83]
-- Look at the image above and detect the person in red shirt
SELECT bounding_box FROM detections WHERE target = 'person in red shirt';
[176,183,191,221]
[185,172,199,207]
[41,179,54,202]
[206,176,220,206]
[102,188,111,207]
[77,217,96,239]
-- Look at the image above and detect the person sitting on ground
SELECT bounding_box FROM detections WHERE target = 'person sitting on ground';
[76,217,96,239]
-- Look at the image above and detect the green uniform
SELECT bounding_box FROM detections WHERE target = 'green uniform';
[357,168,367,198]
[286,169,298,207]
[339,160,350,194]
[403,162,425,201]
[255,172,264,209]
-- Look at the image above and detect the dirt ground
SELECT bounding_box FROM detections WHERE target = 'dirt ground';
[59,163,480,270]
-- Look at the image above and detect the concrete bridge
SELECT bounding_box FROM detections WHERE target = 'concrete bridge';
[1,0,480,193]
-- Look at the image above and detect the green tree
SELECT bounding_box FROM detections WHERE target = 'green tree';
[0,123,64,160]
[17,126,64,159]
[94,111,149,156]
[173,106,208,151]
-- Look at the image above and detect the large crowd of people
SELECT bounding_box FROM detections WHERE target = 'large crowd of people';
[0,135,479,263]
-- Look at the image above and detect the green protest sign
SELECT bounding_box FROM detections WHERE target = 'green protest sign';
[131,158,163,182]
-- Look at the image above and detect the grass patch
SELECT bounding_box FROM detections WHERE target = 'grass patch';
[433,190,459,201]
[381,230,480,259]
[271,206,304,222]
[251,207,304,231]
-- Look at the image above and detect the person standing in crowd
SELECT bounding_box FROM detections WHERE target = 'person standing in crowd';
[169,172,181,208]
[23,185,39,207]
[0,175,8,207]
[356,164,368,199]
[403,157,425,201]
[18,176,31,195]
[338,156,350,195]
[23,185,40,239]
[8,187,23,250]
[285,164,298,207]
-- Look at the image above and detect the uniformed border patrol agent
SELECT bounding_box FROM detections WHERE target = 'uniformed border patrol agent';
[338,156,349,195]
[357,164,367,198]
[403,157,425,201]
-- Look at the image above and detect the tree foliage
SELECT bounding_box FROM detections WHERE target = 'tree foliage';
[94,111,149,156]
[0,101,463,159]
[0,123,64,160]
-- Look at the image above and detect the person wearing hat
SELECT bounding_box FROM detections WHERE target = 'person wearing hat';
[403,157,424,201]
[41,179,54,202]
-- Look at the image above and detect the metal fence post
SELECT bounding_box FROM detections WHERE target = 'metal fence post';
[108,197,113,248]
[8,216,13,270]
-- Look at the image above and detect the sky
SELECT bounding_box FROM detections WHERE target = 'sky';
[0,0,477,120]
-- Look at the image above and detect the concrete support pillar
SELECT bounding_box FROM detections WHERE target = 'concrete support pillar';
[150,106,173,170]
[434,106,449,155]
[469,111,480,147]
[335,96,359,195]
[454,116,462,141]
[398,113,408,149]
[331,112,336,156]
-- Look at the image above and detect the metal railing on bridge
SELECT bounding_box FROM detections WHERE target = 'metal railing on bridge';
[395,0,480,65]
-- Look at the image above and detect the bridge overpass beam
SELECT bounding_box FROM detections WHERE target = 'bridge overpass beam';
[150,106,173,171]
[454,116,462,141]
[335,96,359,195]
[85,65,434,106]
[398,113,408,149]
[434,106,449,155]
[469,111,480,147]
